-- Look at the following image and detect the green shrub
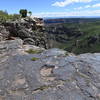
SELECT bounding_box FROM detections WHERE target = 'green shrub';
[31,57,39,61]
[28,11,32,16]
[19,9,27,18]
[26,49,43,54]
[0,10,20,22]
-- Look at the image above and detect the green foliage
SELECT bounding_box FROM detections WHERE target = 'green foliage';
[0,9,32,22]
[26,49,43,54]
[0,10,9,22]
[31,57,39,61]
[46,20,100,54]
[0,10,20,22]
[63,22,100,54]
[28,11,32,16]
[11,14,20,20]
[0,10,8,16]
[19,9,27,17]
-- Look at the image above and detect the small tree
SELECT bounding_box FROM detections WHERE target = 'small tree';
[19,9,27,17]
[28,11,32,17]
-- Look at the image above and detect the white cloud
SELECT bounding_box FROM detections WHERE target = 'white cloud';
[74,7,83,10]
[74,3,100,10]
[85,5,91,8]
[74,5,90,10]
[33,10,100,17]
[52,0,92,7]
[92,3,100,7]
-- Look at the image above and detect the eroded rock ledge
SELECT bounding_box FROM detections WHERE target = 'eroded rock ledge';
[0,17,48,49]
[0,39,100,100]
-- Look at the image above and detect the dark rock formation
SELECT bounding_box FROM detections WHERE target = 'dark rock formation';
[0,39,100,100]
[87,36,98,47]
[0,17,48,49]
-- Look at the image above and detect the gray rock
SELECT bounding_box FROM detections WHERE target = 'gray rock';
[0,39,22,51]
[0,25,10,41]
[0,39,100,100]
[23,38,35,45]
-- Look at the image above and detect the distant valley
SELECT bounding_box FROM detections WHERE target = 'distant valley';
[45,18,100,54]
[44,18,100,24]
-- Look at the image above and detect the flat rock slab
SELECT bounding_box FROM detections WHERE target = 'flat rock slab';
[0,39,100,100]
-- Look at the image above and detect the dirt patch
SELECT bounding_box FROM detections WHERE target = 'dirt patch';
[40,64,56,82]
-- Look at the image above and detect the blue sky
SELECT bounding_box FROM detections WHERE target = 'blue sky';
[0,0,100,17]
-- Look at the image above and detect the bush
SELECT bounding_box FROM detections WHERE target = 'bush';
[0,10,20,22]
[26,49,43,54]
[31,57,39,61]
[19,9,27,18]
[28,11,32,16]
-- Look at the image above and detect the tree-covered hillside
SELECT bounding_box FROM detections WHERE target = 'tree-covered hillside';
[46,20,100,54]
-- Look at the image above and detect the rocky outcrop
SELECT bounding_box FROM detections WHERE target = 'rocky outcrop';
[0,24,10,41]
[0,17,48,49]
[0,39,100,100]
